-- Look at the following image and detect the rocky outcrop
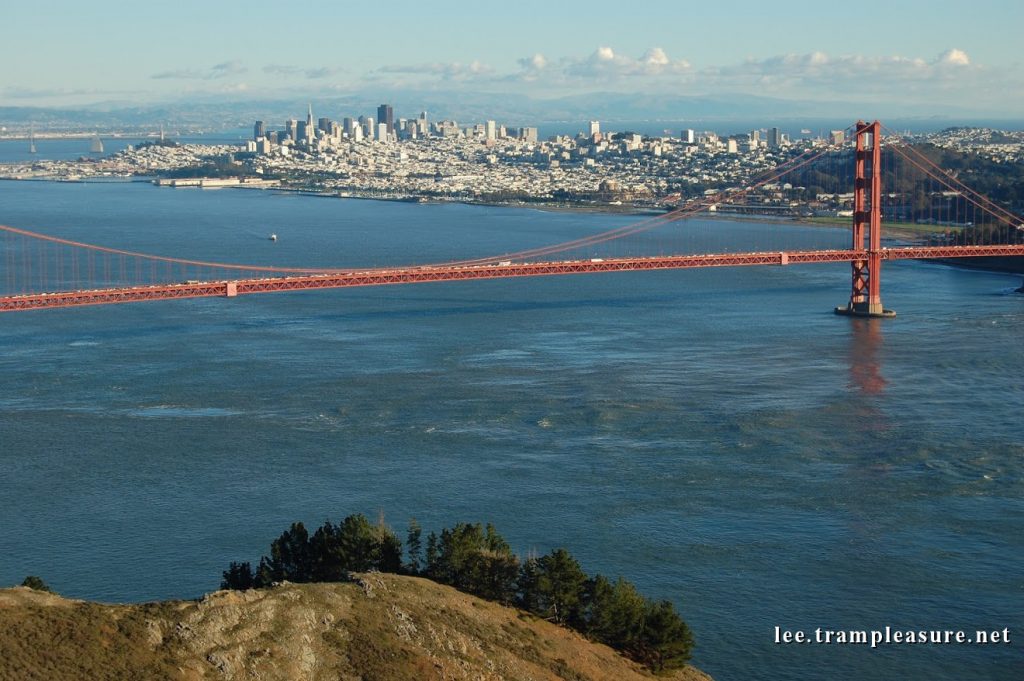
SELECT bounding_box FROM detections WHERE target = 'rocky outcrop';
[0,574,712,681]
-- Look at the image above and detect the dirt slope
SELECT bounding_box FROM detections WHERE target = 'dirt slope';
[0,573,711,681]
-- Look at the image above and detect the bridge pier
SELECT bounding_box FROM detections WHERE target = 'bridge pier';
[836,121,895,318]
[835,301,896,318]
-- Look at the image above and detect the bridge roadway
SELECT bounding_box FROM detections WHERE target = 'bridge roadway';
[2,244,1022,312]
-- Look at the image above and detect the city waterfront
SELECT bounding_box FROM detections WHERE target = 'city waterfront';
[0,181,1021,680]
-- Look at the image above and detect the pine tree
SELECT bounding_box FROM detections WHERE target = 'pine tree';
[425,531,439,577]
[221,562,254,590]
[532,549,588,626]
[637,599,694,671]
[584,576,646,650]
[20,576,52,593]
[406,518,423,575]
[376,527,404,573]
[308,521,347,581]
[336,514,380,572]
[517,556,542,612]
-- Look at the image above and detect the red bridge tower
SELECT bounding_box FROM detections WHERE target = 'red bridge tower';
[836,120,896,317]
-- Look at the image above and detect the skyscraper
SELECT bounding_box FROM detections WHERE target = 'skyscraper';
[377,104,394,135]
[768,127,781,149]
[253,120,265,141]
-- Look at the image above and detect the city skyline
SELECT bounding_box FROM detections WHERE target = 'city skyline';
[2,1,1023,117]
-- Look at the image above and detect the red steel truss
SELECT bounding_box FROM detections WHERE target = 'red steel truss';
[845,120,886,316]
[3,244,1022,312]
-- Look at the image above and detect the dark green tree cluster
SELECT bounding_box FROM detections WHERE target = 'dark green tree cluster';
[222,514,693,672]
[161,154,244,179]
[20,576,52,592]
[221,514,402,589]
[135,139,179,150]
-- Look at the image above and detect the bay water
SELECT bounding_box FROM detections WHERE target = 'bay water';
[0,180,1020,680]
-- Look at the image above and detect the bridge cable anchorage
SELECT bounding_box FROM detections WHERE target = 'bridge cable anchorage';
[2,123,1022,313]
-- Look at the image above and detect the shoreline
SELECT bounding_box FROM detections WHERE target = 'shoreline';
[3,174,1022,277]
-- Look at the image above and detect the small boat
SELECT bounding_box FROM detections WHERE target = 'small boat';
[268,233,277,241]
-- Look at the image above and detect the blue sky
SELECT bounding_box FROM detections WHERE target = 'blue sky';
[3,0,1023,114]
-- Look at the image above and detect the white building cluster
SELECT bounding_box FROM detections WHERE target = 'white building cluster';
[248,104,541,159]
[237,115,800,206]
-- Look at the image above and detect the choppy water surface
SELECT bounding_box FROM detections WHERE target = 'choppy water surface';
[0,181,1021,680]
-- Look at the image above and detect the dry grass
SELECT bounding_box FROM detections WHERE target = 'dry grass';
[0,576,712,681]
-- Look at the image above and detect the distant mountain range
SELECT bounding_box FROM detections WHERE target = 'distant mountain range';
[1,90,1018,134]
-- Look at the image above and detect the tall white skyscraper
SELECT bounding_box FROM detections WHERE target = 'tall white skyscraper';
[589,120,600,136]
[485,120,496,141]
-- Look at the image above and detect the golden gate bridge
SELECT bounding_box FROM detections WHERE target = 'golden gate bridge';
[2,121,1022,315]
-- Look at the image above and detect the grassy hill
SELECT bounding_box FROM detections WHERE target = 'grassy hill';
[0,573,712,681]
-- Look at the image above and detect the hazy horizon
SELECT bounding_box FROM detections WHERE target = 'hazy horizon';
[2,0,1022,119]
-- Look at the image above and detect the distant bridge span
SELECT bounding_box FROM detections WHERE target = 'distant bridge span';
[3,121,1023,314]
[2,244,1020,312]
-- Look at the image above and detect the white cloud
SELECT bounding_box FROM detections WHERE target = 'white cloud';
[305,67,344,79]
[151,68,203,80]
[698,48,986,102]
[2,86,128,99]
[642,48,670,67]
[263,64,345,79]
[514,53,549,83]
[210,61,247,78]
[263,64,302,76]
[938,48,970,66]
[560,46,690,79]
[376,60,495,82]
[517,53,548,71]
[152,61,247,80]
[253,46,1018,113]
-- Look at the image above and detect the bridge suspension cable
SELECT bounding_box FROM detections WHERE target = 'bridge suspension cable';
[2,121,1022,313]
[432,133,853,267]
[881,125,1023,228]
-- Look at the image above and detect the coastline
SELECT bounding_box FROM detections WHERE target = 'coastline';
[3,174,1022,278]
